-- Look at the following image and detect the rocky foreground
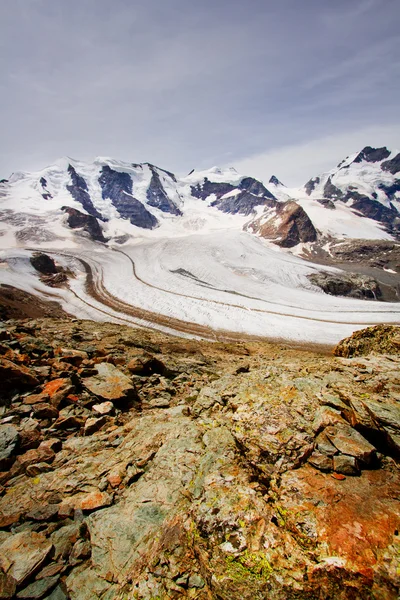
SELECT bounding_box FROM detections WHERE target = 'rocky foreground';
[0,319,399,599]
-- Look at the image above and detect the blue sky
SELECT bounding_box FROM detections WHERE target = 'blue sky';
[0,0,399,185]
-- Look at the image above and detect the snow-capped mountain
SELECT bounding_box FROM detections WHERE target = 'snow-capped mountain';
[300,146,400,237]
[0,149,399,346]
[2,147,399,249]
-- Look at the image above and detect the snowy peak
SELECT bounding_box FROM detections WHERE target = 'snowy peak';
[301,145,400,238]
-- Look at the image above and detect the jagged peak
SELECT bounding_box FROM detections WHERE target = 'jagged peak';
[269,175,285,187]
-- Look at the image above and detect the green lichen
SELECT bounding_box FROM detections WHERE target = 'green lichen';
[225,550,273,582]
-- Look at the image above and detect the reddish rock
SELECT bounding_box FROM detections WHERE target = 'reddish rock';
[42,378,74,408]
[312,406,347,433]
[54,348,88,366]
[16,446,55,472]
[279,466,400,585]
[0,511,21,528]
[59,490,113,513]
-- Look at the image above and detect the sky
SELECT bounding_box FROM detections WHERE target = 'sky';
[0,0,399,186]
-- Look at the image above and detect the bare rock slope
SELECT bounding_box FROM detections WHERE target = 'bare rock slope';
[0,319,399,599]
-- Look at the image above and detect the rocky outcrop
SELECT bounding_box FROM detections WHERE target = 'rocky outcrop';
[382,152,400,175]
[191,176,277,216]
[334,324,400,357]
[304,176,320,195]
[62,207,107,243]
[0,319,399,599]
[353,145,391,163]
[211,191,276,216]
[247,201,318,247]
[66,165,103,220]
[309,271,382,300]
[146,165,182,215]
[323,176,343,199]
[30,253,58,275]
[98,165,158,229]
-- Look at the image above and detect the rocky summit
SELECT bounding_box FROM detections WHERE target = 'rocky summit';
[0,317,399,599]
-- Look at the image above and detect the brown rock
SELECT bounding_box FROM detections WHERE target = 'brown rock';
[52,416,83,430]
[0,531,53,586]
[23,393,50,406]
[83,416,108,436]
[0,358,40,391]
[32,403,59,420]
[312,406,347,433]
[35,562,63,580]
[69,539,91,566]
[26,504,60,522]
[308,451,333,472]
[18,419,42,451]
[0,571,17,599]
[16,446,55,472]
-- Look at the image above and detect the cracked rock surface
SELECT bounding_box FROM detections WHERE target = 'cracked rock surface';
[0,319,399,599]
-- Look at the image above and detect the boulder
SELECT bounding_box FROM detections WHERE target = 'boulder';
[83,363,139,407]
[333,454,360,476]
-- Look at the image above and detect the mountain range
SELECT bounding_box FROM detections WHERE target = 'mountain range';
[0,146,399,345]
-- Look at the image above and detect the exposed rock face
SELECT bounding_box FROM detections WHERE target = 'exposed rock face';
[191,176,277,216]
[211,190,276,216]
[334,324,400,357]
[309,271,382,300]
[0,319,399,599]
[98,165,158,229]
[62,207,107,243]
[323,176,343,199]
[304,176,320,195]
[146,165,182,215]
[190,178,235,200]
[247,200,318,247]
[66,165,103,220]
[353,145,391,163]
[382,152,400,175]
[316,198,335,209]
[30,253,58,275]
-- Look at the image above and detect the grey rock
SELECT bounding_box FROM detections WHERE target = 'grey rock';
[16,575,59,599]
[0,424,19,469]
[83,363,139,406]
